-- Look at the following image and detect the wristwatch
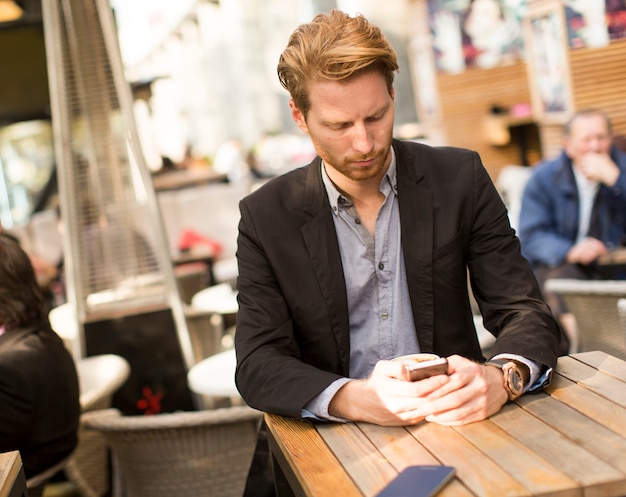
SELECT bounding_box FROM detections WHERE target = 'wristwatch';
[484,358,530,401]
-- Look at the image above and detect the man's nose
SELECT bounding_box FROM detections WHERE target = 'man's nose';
[352,123,374,154]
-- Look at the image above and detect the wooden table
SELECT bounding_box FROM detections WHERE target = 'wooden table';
[0,451,27,497]
[265,351,626,497]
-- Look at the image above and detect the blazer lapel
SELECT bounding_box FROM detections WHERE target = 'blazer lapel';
[395,141,436,351]
[301,161,351,373]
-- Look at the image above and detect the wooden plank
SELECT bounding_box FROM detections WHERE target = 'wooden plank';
[556,356,626,407]
[407,421,530,497]
[454,420,578,497]
[491,403,625,495]
[570,351,626,382]
[0,452,25,497]
[359,424,473,497]
[264,414,362,497]
[546,374,626,438]
[517,393,626,474]
[317,422,396,497]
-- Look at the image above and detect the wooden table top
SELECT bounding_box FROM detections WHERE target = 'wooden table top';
[265,351,626,497]
[0,451,27,497]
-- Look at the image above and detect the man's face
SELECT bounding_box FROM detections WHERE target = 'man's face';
[564,114,612,164]
[289,70,395,184]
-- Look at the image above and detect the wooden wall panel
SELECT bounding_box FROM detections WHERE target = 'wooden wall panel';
[570,38,626,136]
[436,62,539,180]
[409,0,625,182]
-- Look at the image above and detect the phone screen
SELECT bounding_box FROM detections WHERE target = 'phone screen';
[375,466,455,497]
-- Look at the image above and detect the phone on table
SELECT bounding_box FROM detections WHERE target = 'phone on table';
[404,357,449,381]
[375,465,456,497]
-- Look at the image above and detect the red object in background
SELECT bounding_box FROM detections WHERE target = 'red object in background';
[178,228,222,257]
[136,387,164,415]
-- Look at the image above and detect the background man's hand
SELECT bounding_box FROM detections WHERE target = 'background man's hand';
[566,236,608,265]
[577,152,619,187]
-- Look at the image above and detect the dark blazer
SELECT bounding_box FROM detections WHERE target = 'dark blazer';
[0,324,80,478]
[235,139,560,419]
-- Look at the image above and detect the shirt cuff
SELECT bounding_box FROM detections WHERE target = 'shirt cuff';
[301,377,352,422]
[491,353,552,393]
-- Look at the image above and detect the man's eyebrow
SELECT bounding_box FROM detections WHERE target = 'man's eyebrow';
[321,103,391,127]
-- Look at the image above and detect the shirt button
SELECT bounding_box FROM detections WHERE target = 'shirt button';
[378,262,384,270]
[381,312,389,319]
[355,218,361,224]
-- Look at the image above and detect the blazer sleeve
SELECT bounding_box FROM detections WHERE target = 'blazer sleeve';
[234,190,345,419]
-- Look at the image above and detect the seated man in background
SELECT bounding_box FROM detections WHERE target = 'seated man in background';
[518,109,626,352]
[0,233,80,479]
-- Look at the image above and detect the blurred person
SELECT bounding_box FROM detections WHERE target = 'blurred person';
[0,233,80,479]
[235,10,560,496]
[0,223,62,312]
[518,109,626,352]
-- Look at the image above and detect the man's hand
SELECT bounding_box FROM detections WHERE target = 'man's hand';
[577,152,619,187]
[328,360,450,426]
[566,236,608,265]
[402,355,508,427]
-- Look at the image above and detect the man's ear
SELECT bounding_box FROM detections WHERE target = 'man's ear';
[289,100,309,134]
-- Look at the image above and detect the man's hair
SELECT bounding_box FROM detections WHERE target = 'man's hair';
[277,9,399,117]
[564,109,612,137]
[0,234,46,330]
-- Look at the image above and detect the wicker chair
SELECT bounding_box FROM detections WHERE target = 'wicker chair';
[65,354,131,497]
[82,405,262,497]
[544,279,626,359]
[26,456,70,497]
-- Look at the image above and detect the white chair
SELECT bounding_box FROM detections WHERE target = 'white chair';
[190,282,238,315]
[48,302,81,361]
[496,165,532,233]
[191,283,239,350]
[64,354,131,497]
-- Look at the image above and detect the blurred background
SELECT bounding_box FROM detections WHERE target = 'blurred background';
[1,0,625,231]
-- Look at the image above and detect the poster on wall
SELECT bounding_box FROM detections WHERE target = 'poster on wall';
[427,0,527,73]
[607,0,626,40]
[565,0,626,48]
[523,0,574,123]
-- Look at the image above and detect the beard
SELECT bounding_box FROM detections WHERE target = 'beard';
[312,137,393,183]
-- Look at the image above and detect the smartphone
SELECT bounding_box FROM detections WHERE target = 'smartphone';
[404,357,449,381]
[375,465,456,497]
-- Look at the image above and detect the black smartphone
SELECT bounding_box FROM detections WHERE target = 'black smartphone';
[404,357,449,381]
[375,465,455,497]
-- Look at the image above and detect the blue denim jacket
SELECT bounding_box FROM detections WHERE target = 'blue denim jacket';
[518,145,626,268]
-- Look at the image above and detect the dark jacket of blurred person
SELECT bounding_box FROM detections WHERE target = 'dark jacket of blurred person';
[0,234,80,479]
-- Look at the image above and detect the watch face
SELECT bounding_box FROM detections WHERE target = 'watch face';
[505,365,523,397]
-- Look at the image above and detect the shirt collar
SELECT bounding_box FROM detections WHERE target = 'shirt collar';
[321,147,397,216]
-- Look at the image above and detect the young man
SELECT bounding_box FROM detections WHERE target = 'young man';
[235,9,559,428]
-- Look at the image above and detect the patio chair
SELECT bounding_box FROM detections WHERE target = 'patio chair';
[544,279,626,359]
[82,405,261,497]
[64,354,131,497]
[26,456,70,497]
